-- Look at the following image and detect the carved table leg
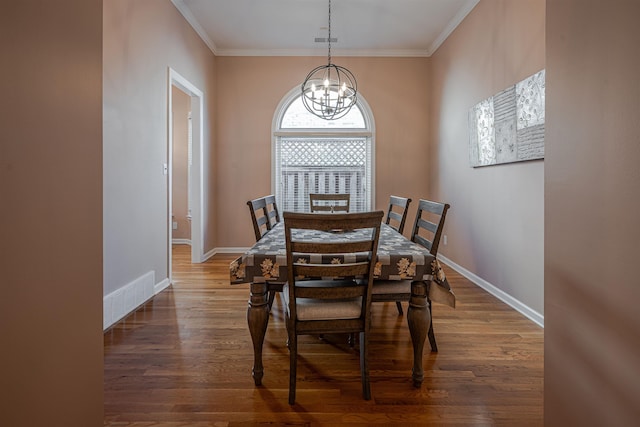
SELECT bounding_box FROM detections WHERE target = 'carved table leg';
[247,282,270,386]
[407,280,431,388]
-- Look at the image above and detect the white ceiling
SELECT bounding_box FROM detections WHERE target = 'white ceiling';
[171,0,480,57]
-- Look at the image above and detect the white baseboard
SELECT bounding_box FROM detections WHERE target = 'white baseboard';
[199,247,250,262]
[103,271,172,331]
[155,277,170,295]
[438,255,544,328]
[103,245,251,330]
[202,247,216,262]
[172,239,191,245]
[103,271,155,330]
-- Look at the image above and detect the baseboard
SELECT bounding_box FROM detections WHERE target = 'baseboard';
[199,247,250,262]
[103,272,172,331]
[155,277,171,295]
[202,247,216,262]
[172,239,191,245]
[103,271,156,330]
[102,246,249,331]
[438,255,544,328]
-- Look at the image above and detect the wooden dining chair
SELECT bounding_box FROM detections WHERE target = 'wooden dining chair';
[247,196,271,241]
[283,210,384,404]
[247,194,280,241]
[372,199,450,352]
[247,195,283,309]
[309,193,350,213]
[263,194,280,228]
[385,195,412,234]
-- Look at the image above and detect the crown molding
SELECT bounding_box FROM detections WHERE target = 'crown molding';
[428,0,480,56]
[171,0,219,55]
[216,48,430,58]
[172,0,480,58]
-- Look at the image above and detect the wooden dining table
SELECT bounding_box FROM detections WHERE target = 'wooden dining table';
[230,221,455,388]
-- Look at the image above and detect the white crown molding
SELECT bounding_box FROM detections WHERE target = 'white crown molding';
[171,0,218,55]
[216,48,431,58]
[171,0,479,58]
[427,0,480,56]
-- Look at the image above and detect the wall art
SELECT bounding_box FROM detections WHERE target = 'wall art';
[469,69,545,167]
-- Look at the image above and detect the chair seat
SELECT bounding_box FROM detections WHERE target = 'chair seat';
[371,280,411,295]
[283,283,362,320]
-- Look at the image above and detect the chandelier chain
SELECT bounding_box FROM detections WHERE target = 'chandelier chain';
[328,0,332,65]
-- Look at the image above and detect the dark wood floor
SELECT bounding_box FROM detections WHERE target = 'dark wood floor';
[104,245,543,426]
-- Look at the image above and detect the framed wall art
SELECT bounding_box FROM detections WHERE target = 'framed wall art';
[469,69,545,167]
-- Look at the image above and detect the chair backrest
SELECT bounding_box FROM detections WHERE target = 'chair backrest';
[385,195,412,234]
[410,199,451,256]
[284,211,384,320]
[263,194,280,229]
[247,195,280,242]
[309,193,350,213]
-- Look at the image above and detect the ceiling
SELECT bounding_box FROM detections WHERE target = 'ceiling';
[171,0,480,57]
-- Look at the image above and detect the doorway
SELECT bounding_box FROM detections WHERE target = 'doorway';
[168,68,204,281]
[171,86,192,245]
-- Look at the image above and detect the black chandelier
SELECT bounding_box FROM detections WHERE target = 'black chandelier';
[301,0,357,120]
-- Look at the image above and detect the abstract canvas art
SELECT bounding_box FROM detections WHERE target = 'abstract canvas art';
[469,69,545,167]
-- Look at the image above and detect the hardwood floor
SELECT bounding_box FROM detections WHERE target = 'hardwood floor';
[104,245,543,426]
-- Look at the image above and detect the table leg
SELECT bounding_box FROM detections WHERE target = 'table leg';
[247,282,270,386]
[407,280,431,388]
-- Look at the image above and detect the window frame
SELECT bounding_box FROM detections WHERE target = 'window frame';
[272,86,376,212]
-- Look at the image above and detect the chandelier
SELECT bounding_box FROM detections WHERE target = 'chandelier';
[301,0,357,120]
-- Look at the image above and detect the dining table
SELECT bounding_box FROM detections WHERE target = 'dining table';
[230,221,455,388]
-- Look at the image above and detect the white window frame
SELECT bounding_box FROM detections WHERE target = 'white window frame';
[272,86,376,212]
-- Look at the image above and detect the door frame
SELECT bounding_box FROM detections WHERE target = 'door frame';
[168,68,204,279]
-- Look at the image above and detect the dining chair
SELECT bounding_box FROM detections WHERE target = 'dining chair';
[372,199,450,352]
[247,194,280,241]
[247,196,271,241]
[263,194,280,226]
[247,195,283,309]
[385,195,412,234]
[383,195,412,314]
[283,210,384,404]
[309,193,350,213]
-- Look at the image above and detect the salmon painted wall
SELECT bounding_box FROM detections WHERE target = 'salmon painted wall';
[429,0,545,317]
[545,0,640,424]
[103,0,216,302]
[0,0,103,425]
[215,56,430,247]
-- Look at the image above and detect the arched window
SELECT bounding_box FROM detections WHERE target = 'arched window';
[272,87,375,213]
